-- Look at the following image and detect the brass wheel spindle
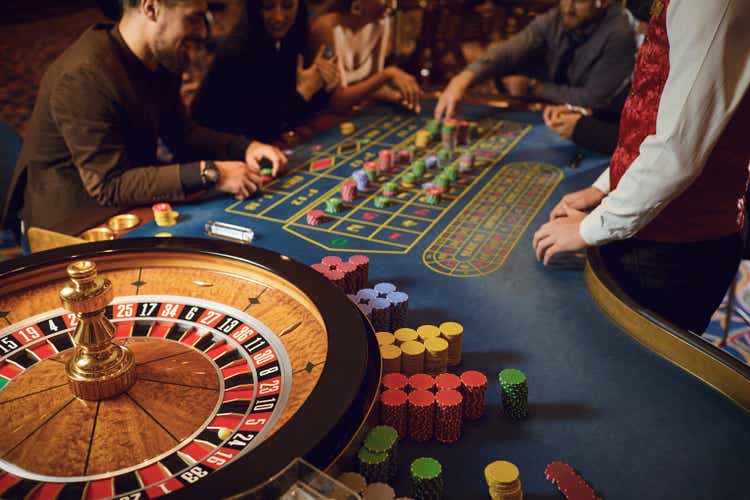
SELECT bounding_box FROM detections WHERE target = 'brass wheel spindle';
[59,260,136,400]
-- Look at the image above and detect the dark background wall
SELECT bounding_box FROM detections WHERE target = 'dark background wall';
[1,1,99,25]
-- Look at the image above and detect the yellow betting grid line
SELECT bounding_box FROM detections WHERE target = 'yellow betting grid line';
[285,222,410,248]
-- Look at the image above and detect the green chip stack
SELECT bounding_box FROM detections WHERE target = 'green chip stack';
[410,457,444,500]
[499,368,528,421]
[363,425,399,482]
[437,148,452,163]
[260,167,274,177]
[366,168,378,182]
[401,173,417,187]
[411,160,426,178]
[325,197,343,214]
[427,119,441,139]
[374,196,391,208]
[383,181,398,197]
[435,175,450,189]
[357,446,390,484]
[443,166,458,182]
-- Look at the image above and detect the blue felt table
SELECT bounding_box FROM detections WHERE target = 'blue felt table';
[125,103,750,500]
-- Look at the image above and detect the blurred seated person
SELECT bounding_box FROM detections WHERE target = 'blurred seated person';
[191,0,340,142]
[0,0,287,237]
[542,0,652,154]
[435,0,637,119]
[311,0,424,113]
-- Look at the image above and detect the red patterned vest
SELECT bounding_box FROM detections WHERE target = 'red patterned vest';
[609,0,750,242]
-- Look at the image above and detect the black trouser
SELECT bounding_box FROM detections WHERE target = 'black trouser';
[599,233,742,334]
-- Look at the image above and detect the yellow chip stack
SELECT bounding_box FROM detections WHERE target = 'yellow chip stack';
[341,122,356,135]
[439,321,464,366]
[400,340,425,376]
[415,129,431,148]
[376,331,396,346]
[152,203,179,227]
[394,327,418,345]
[484,461,523,500]
[423,337,449,376]
[416,324,441,342]
[380,344,402,374]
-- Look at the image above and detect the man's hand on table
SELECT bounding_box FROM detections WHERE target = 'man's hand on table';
[215,161,263,200]
[533,203,589,265]
[549,187,605,220]
[245,141,288,177]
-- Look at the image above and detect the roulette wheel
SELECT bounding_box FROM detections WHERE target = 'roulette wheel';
[0,238,380,499]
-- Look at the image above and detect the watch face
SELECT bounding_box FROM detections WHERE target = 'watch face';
[205,165,220,184]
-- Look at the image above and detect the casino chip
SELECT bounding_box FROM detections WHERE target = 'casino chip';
[341,122,356,135]
[400,341,425,375]
[325,197,343,214]
[407,390,435,442]
[460,370,488,420]
[410,457,443,500]
[380,389,408,438]
[394,327,418,345]
[364,425,399,482]
[376,331,396,346]
[485,460,523,500]
[435,389,462,443]
[380,344,402,374]
[338,472,367,495]
[363,482,396,500]
[382,372,409,392]
[544,461,601,500]
[499,368,528,421]
[439,321,463,366]
[408,373,435,393]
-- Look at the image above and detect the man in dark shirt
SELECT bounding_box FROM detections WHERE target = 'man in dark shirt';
[1,0,287,235]
[435,0,636,119]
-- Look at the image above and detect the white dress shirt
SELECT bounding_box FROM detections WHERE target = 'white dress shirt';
[579,0,750,246]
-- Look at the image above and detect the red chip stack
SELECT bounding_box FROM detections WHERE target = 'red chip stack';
[336,261,358,294]
[321,256,342,269]
[460,370,488,420]
[408,390,435,442]
[348,255,370,290]
[435,373,462,392]
[382,372,409,392]
[380,389,408,438]
[341,180,358,202]
[408,373,435,393]
[435,389,463,444]
[325,269,346,291]
[378,150,392,171]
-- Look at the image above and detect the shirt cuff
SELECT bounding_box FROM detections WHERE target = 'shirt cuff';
[579,204,617,247]
[179,161,203,194]
[592,169,611,194]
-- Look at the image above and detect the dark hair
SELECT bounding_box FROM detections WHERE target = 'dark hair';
[230,0,310,58]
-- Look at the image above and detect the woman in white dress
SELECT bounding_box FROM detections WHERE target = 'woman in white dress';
[311,0,423,113]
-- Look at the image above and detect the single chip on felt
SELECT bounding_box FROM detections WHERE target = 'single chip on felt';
[544,461,600,500]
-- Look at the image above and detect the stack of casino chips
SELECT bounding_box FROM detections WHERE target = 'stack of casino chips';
[397,149,413,165]
[364,161,379,181]
[423,337,449,376]
[435,373,461,392]
[358,447,391,485]
[325,197,343,214]
[439,321,463,366]
[386,291,409,331]
[376,331,396,347]
[435,175,450,191]
[362,425,399,483]
[259,167,274,183]
[352,169,370,192]
[401,173,417,188]
[415,129,431,148]
[382,372,408,392]
[443,165,458,182]
[152,203,178,227]
[424,154,438,170]
[411,159,425,178]
[380,389,408,437]
[458,152,475,173]
[363,483,397,500]
[400,341,425,375]
[457,121,471,145]
[407,390,435,442]
[375,196,391,208]
[485,461,523,500]
[499,368,529,420]
[408,373,435,392]
[382,181,398,197]
[311,254,369,294]
[426,119,441,140]
[435,389,462,443]
[371,297,393,332]
[341,181,360,201]
[380,344,402,374]
[410,457,444,500]
[394,327,418,345]
[460,370,488,420]
[378,149,393,171]
[424,188,442,205]
[306,209,326,226]
[437,148,452,165]
[341,121,356,135]
[338,472,367,496]
[441,119,458,149]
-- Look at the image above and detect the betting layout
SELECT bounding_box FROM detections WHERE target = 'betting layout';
[224,112,537,254]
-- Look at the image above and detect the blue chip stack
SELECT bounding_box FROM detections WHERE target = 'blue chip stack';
[425,155,438,170]
[352,169,370,192]
[371,297,392,332]
[387,291,409,331]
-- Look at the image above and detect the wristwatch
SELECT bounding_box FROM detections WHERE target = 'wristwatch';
[528,78,540,95]
[201,160,220,189]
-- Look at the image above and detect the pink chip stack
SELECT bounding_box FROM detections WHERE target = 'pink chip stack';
[311,254,370,294]
[377,150,392,171]
[341,180,358,202]
[380,389,408,438]
[306,209,326,226]
[348,254,370,290]
[435,389,463,444]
